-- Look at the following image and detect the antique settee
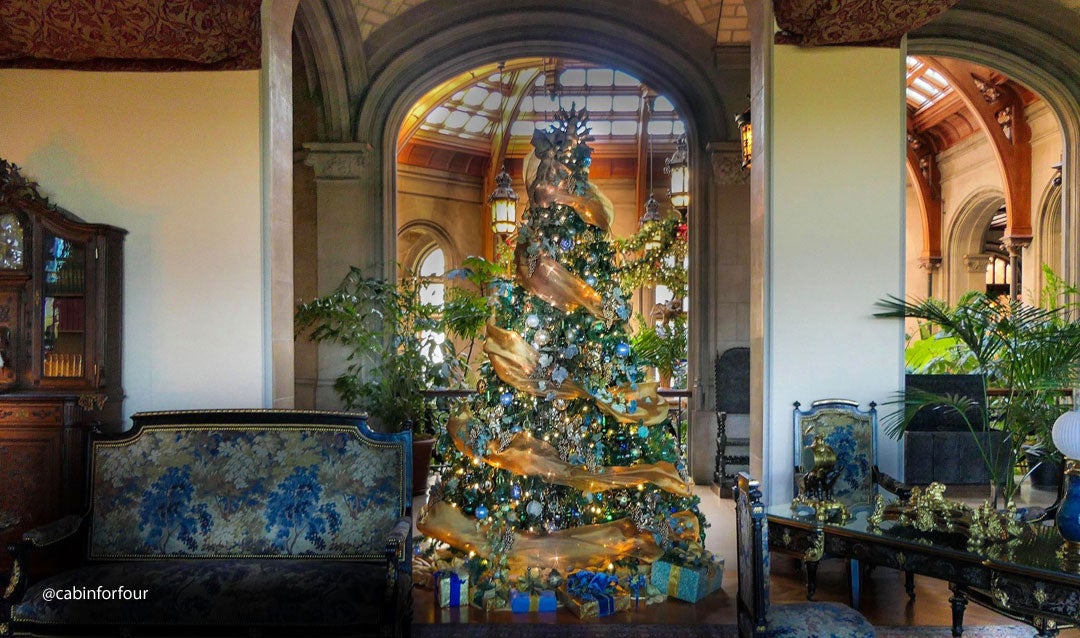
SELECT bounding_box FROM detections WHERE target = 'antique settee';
[2,410,412,637]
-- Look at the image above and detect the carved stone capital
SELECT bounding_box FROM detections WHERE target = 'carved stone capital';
[707,142,748,185]
[1000,235,1032,256]
[917,257,942,271]
[303,142,372,179]
[964,253,991,273]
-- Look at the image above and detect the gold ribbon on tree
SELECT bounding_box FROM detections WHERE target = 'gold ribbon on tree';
[418,499,700,571]
[445,409,691,496]
[484,325,669,427]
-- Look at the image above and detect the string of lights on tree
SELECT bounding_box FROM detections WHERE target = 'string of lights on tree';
[417,107,704,584]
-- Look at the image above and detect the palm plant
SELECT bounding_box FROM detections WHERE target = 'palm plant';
[876,280,1080,506]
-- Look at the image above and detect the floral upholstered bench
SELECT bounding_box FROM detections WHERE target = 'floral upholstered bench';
[1,410,412,637]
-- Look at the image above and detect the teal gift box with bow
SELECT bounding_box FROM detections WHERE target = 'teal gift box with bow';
[650,548,725,603]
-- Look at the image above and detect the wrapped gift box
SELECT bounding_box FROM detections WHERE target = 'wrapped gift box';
[434,570,469,608]
[556,571,630,619]
[509,588,557,613]
[470,585,508,611]
[650,552,725,603]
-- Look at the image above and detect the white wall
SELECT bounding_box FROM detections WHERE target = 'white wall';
[761,45,906,501]
[0,70,264,424]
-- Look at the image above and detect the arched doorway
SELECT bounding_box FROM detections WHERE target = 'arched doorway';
[293,0,748,482]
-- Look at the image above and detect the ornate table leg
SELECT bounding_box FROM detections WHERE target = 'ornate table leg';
[849,558,862,610]
[804,529,824,600]
[949,584,967,637]
[905,570,916,600]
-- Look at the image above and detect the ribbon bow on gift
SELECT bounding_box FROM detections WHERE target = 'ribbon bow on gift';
[666,542,713,569]
[516,568,547,595]
[566,570,618,601]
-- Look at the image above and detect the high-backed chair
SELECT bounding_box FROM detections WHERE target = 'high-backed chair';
[791,399,912,604]
[793,399,910,514]
[735,473,876,638]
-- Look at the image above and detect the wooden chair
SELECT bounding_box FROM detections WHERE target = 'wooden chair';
[792,399,913,604]
[735,472,876,638]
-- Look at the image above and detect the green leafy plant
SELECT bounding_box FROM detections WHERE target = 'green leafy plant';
[295,266,462,435]
[629,312,687,388]
[876,269,1080,505]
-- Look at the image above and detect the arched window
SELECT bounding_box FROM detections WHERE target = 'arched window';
[415,245,447,364]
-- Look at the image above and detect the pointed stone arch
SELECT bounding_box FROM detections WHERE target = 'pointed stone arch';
[291,0,745,479]
[909,0,1080,290]
[943,187,1004,302]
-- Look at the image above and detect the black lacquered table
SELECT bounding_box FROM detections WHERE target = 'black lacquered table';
[767,503,1080,636]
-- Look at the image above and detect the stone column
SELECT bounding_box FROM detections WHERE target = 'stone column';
[302,141,379,409]
[688,143,750,485]
[749,0,906,501]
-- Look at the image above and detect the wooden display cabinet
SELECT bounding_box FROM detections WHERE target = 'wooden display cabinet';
[0,159,125,572]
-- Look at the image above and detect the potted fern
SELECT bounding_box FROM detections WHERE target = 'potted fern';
[295,266,463,495]
[876,268,1080,506]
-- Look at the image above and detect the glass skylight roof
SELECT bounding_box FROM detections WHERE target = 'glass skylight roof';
[404,58,685,155]
[906,56,952,111]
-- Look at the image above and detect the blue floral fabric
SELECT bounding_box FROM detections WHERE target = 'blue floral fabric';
[12,559,386,627]
[799,408,875,509]
[89,426,406,558]
[769,602,876,637]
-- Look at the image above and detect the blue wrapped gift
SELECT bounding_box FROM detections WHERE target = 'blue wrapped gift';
[509,588,557,613]
[556,570,629,618]
[433,570,469,608]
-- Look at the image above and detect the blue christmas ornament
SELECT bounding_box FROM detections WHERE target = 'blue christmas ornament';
[585,275,598,287]
[615,342,630,358]
[637,425,649,438]
[628,400,638,414]
[476,505,489,520]
[510,485,522,500]
[500,392,514,407]
[559,237,574,251]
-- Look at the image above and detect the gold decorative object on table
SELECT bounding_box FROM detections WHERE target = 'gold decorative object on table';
[792,433,850,522]
[867,482,1023,548]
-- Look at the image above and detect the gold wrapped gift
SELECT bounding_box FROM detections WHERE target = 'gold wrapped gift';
[556,582,630,619]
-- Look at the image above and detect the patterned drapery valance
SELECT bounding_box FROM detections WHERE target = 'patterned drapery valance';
[0,0,261,71]
[774,0,960,47]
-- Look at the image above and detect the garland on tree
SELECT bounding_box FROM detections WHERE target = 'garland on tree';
[417,106,705,584]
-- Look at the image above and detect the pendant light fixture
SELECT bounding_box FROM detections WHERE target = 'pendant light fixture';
[640,103,662,252]
[488,62,518,239]
[665,134,689,209]
[736,103,752,169]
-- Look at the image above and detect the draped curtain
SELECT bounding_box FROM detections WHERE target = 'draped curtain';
[774,0,961,47]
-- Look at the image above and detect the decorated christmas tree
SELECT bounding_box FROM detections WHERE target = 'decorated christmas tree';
[418,107,705,592]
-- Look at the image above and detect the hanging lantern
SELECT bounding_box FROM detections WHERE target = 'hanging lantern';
[665,135,689,209]
[489,165,518,237]
[640,193,662,252]
[736,106,752,169]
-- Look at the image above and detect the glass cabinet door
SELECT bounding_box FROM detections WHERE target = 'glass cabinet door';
[42,232,86,379]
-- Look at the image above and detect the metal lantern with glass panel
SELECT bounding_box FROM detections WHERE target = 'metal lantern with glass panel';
[665,134,689,209]
[489,166,518,238]
[736,106,752,169]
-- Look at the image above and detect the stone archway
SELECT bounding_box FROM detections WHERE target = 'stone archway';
[293,0,747,481]
[943,187,1005,302]
[910,1,1080,289]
